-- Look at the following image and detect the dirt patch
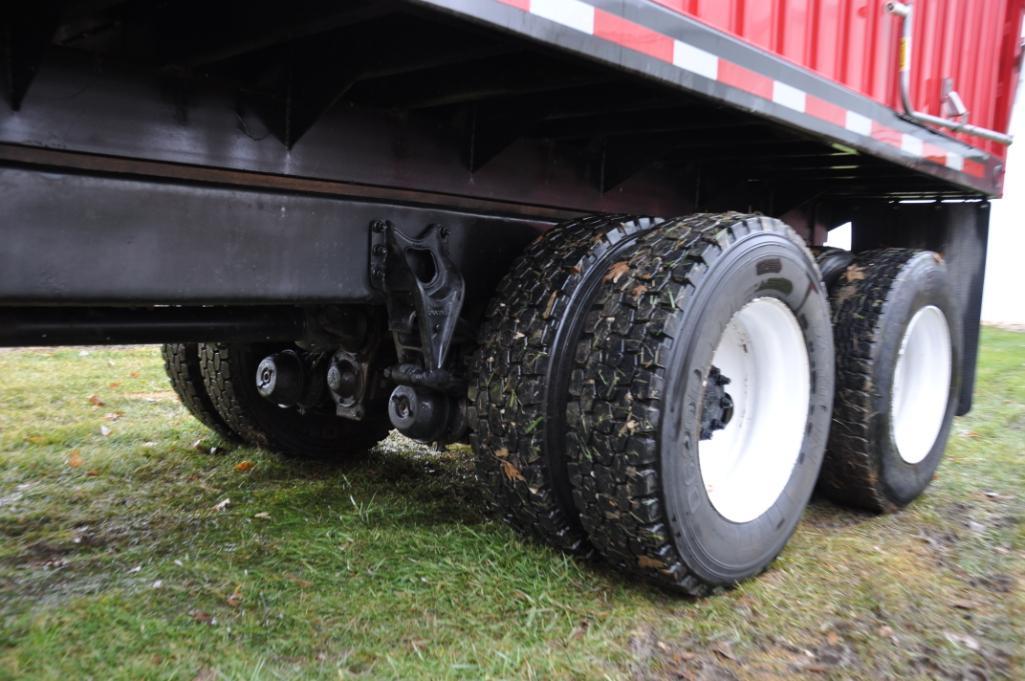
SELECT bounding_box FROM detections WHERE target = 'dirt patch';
[623,627,745,680]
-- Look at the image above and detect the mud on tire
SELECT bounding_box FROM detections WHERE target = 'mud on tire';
[566,213,835,594]
[470,214,658,554]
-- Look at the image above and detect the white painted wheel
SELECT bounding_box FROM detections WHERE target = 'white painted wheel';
[698,297,811,524]
[891,305,952,464]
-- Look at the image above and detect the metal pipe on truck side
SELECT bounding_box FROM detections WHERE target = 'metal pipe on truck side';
[885,1,1014,145]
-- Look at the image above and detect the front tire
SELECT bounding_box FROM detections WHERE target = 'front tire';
[161,343,239,442]
[566,213,835,594]
[199,343,391,459]
[819,248,962,512]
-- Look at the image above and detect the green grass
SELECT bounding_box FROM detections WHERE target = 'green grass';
[1,328,1023,680]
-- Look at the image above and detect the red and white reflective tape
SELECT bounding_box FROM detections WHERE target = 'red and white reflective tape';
[495,0,985,178]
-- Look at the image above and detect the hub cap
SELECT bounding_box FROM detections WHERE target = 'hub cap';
[891,305,952,464]
[698,297,811,523]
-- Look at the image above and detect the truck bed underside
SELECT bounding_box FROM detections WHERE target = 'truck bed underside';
[0,0,993,412]
[2,0,989,214]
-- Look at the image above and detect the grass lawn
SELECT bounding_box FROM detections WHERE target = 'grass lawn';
[0,328,1022,680]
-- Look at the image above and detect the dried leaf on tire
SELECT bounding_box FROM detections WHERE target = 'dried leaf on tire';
[604,260,630,283]
[638,555,665,569]
[500,459,525,482]
[833,284,858,305]
[542,291,558,319]
[844,264,866,281]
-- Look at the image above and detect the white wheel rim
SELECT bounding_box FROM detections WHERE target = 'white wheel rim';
[891,305,952,464]
[698,297,811,524]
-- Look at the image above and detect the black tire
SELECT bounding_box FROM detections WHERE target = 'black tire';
[160,343,240,442]
[815,246,854,289]
[199,342,391,459]
[566,213,835,594]
[819,248,962,512]
[469,214,658,554]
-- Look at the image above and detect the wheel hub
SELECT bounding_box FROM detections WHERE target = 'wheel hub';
[700,366,734,440]
[255,350,307,406]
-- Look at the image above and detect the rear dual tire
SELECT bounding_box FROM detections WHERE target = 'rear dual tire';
[565,213,834,593]
[470,214,659,554]
[473,212,835,593]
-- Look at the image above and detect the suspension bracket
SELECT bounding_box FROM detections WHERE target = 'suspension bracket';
[369,219,465,370]
[370,219,468,444]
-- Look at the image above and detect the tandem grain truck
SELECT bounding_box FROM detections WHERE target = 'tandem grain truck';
[1,0,1021,593]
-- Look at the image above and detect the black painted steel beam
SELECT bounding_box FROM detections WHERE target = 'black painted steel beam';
[0,306,307,346]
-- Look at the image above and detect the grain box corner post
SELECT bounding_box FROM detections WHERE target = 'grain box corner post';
[1,0,1020,592]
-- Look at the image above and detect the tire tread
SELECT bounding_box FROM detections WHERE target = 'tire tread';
[161,343,239,441]
[470,214,654,554]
